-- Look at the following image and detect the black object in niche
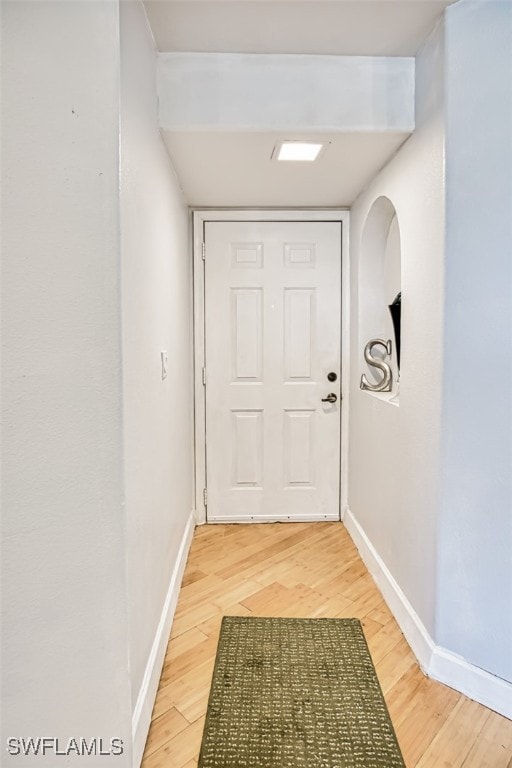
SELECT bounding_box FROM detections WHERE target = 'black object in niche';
[388,292,401,370]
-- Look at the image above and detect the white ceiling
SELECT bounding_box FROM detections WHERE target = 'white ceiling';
[162,131,411,207]
[145,1,456,57]
[146,1,455,206]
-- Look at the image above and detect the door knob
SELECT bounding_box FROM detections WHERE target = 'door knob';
[321,393,337,404]
[327,372,337,382]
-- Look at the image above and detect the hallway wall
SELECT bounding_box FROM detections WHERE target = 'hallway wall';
[2,2,195,763]
[438,0,512,684]
[348,19,445,638]
[119,0,195,750]
[348,0,512,699]
[1,2,132,764]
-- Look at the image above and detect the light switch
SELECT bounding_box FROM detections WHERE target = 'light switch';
[161,351,168,380]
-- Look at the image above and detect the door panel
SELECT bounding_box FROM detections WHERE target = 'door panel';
[231,288,263,380]
[204,221,341,522]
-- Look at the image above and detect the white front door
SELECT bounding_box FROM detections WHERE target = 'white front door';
[204,220,342,522]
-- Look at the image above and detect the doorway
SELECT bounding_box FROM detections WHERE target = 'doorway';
[193,210,349,523]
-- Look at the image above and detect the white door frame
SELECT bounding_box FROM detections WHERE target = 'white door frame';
[192,209,350,525]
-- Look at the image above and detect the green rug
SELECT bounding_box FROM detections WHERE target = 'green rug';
[198,616,406,768]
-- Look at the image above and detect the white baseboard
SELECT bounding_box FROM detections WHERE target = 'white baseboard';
[429,646,512,720]
[344,507,512,721]
[132,509,196,767]
[343,507,434,673]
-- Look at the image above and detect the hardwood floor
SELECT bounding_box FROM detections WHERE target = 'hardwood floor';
[141,522,512,768]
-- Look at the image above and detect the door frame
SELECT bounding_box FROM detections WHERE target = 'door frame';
[192,209,350,524]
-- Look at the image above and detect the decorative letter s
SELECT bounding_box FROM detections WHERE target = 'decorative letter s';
[360,339,393,392]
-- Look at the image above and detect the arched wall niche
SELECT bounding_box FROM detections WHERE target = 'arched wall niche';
[359,195,402,399]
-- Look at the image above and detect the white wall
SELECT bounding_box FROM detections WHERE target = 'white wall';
[1,2,132,764]
[349,2,512,701]
[158,52,414,132]
[348,19,446,636]
[2,2,195,763]
[437,0,512,683]
[119,0,194,755]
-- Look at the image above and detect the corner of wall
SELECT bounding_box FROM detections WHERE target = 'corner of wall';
[344,508,512,720]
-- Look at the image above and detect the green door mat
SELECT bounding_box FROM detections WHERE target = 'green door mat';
[198,616,406,768]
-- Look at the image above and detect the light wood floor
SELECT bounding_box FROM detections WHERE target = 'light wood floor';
[141,522,512,768]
